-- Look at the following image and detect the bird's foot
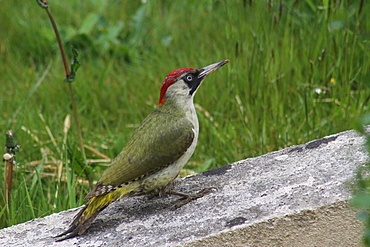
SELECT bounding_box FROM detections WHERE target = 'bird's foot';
[170,187,217,209]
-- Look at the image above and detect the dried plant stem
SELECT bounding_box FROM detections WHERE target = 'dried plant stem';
[38,2,87,164]
[45,8,69,77]
[4,159,14,208]
[3,130,20,222]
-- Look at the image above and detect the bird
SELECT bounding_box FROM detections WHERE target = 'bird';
[55,59,229,241]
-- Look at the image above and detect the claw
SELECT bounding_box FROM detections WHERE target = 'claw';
[170,187,218,209]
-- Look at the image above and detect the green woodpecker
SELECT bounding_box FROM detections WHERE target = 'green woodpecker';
[55,60,229,241]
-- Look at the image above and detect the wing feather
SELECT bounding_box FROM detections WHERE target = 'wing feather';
[97,109,195,187]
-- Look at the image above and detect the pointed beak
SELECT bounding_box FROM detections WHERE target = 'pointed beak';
[198,60,229,79]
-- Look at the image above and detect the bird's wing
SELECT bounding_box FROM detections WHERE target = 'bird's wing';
[97,109,195,188]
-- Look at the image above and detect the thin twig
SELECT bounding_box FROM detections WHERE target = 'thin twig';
[37,0,88,175]
[45,9,70,77]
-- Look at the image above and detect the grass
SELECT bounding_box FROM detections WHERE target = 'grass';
[0,0,369,229]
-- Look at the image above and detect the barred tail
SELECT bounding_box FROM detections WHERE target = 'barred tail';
[55,182,140,241]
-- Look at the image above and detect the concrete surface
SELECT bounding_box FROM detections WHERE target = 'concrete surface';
[0,128,368,246]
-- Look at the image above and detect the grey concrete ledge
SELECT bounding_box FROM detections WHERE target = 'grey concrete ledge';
[0,128,368,246]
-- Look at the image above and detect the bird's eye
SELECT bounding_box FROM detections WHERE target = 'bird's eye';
[185,74,194,82]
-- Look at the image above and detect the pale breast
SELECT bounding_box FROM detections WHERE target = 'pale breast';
[140,127,198,194]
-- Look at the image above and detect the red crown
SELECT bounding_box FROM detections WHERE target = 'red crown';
[158,68,194,106]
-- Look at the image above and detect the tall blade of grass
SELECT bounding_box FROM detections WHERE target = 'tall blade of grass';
[7,62,51,130]
[23,177,36,219]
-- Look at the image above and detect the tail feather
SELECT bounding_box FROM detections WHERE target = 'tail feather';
[55,182,140,241]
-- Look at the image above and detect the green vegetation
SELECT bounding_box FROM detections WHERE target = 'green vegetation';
[352,115,370,246]
[0,0,368,231]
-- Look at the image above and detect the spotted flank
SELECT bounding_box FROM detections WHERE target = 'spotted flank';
[84,163,174,200]
[84,184,120,200]
[84,180,137,200]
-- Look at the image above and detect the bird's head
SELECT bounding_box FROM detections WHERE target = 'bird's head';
[158,60,229,106]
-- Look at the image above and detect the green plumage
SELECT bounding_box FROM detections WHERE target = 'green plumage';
[55,60,228,242]
[98,107,194,187]
[66,181,142,237]
[56,103,195,241]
